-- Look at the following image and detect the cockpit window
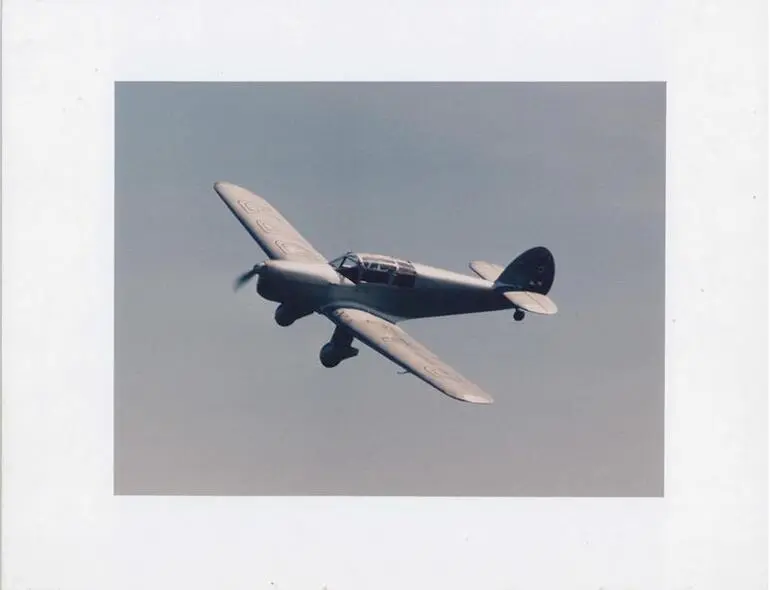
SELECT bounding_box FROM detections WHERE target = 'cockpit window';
[329,254,360,282]
[361,266,390,284]
[329,252,416,287]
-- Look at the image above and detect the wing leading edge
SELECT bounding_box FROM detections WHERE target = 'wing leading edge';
[324,307,494,404]
[213,181,327,264]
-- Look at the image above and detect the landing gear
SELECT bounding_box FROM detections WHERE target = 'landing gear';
[320,345,340,367]
[319,342,359,367]
[274,304,297,327]
[513,309,525,322]
[319,327,359,368]
[274,304,312,327]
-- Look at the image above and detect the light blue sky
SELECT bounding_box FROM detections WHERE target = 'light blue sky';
[114,82,665,496]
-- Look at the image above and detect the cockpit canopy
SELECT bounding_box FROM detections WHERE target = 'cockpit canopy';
[328,252,417,287]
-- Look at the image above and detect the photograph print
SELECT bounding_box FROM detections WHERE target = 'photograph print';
[114,82,665,497]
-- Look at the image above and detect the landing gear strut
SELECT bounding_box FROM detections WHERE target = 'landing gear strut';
[513,309,525,322]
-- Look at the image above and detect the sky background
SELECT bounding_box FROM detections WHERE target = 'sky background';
[114,82,665,496]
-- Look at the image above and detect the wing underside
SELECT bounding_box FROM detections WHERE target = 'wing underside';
[214,181,327,263]
[324,307,494,404]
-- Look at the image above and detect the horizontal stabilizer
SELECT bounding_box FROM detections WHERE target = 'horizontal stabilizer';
[468,260,503,282]
[501,290,558,315]
[471,258,558,314]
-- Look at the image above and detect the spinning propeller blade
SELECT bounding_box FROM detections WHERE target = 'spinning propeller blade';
[234,263,265,291]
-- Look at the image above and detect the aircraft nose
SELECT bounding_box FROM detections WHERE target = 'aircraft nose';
[268,260,338,286]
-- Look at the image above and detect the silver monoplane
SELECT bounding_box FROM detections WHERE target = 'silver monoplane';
[214,181,558,404]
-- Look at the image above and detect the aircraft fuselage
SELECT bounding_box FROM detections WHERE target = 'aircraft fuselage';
[256,257,514,324]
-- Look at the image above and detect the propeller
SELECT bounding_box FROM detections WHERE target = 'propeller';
[234,262,266,291]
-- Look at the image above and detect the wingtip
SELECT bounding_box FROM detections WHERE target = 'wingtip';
[213,180,231,193]
[463,391,494,404]
[213,181,248,203]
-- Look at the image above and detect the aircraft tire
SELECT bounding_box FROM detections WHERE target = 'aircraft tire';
[319,343,341,368]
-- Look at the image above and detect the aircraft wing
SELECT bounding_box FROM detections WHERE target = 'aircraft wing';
[213,181,327,263]
[324,307,494,404]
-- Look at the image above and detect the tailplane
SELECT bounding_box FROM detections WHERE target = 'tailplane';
[469,247,557,316]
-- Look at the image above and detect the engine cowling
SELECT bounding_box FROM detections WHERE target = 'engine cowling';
[256,272,281,302]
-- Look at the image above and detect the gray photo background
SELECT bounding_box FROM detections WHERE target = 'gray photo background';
[115,82,664,496]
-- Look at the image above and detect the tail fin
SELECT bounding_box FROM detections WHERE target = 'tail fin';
[496,246,555,294]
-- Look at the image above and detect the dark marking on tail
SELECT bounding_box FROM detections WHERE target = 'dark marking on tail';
[496,246,555,294]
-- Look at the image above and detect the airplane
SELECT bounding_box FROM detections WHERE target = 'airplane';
[213,181,558,404]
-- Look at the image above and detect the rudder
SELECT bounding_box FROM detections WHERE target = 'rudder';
[496,246,555,294]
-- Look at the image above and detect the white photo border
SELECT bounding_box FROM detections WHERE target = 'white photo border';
[3,0,766,589]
